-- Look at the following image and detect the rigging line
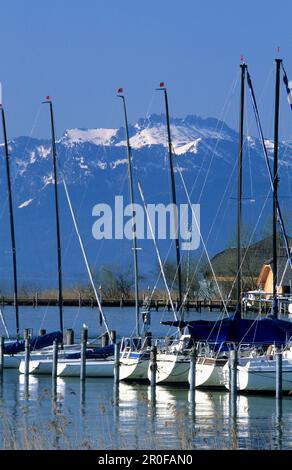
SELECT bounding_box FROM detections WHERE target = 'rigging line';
[278,257,290,289]
[36,143,89,332]
[279,135,292,198]
[175,163,229,317]
[137,180,178,322]
[226,185,272,301]
[60,170,112,340]
[140,82,239,306]
[171,146,237,306]
[132,106,180,305]
[199,150,237,250]
[153,72,240,281]
[246,66,292,269]
[0,105,42,221]
[141,193,182,310]
[145,90,156,120]
[71,299,82,331]
[196,72,240,203]
[138,75,238,309]
[245,108,254,202]
[59,144,108,293]
[168,82,242,300]
[275,62,292,189]
[0,308,9,338]
[187,71,240,201]
[59,145,90,262]
[237,312,262,346]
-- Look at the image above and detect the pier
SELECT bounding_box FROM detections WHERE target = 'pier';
[0,295,289,317]
[0,295,281,312]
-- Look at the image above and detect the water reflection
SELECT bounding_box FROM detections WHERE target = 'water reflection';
[1,371,292,449]
[19,374,39,401]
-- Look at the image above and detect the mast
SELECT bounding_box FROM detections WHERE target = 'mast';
[117,89,140,337]
[158,83,182,306]
[236,62,246,312]
[0,105,19,337]
[272,59,282,318]
[43,97,64,334]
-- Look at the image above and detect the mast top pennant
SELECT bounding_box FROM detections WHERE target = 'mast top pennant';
[159,81,165,88]
[117,87,123,94]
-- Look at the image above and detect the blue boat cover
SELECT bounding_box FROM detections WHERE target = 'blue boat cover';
[162,311,292,345]
[4,331,63,355]
[64,343,114,359]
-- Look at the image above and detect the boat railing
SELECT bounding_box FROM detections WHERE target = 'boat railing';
[120,335,165,353]
[154,335,197,354]
[242,291,292,304]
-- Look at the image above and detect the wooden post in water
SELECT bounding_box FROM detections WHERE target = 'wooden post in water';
[229,349,238,418]
[189,346,197,391]
[80,327,88,382]
[66,328,74,345]
[229,349,238,400]
[114,342,120,384]
[276,349,282,400]
[52,339,58,380]
[110,330,116,344]
[101,332,109,347]
[150,345,157,388]
[0,336,4,374]
[24,329,30,377]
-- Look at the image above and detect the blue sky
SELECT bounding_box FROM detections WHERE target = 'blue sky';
[1,0,292,139]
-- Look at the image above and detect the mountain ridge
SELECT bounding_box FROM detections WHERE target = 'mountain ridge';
[0,113,290,290]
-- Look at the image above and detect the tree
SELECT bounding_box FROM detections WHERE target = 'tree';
[157,255,202,299]
[93,263,135,299]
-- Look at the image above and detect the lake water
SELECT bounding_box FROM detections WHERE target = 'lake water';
[0,306,291,450]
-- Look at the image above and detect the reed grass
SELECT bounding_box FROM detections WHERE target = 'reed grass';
[0,385,285,450]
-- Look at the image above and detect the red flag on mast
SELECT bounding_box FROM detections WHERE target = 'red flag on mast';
[117,88,123,93]
[159,82,165,88]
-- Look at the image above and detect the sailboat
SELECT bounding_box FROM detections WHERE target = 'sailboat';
[117,89,153,382]
[145,82,191,385]
[222,58,292,392]
[18,97,115,377]
[0,93,62,369]
[190,60,247,388]
[159,60,292,387]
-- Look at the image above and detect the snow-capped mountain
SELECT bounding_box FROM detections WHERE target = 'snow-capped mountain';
[0,114,290,291]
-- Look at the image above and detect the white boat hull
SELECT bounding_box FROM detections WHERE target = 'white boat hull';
[5,352,52,369]
[3,343,80,370]
[19,359,53,375]
[57,359,114,377]
[150,353,190,384]
[119,354,150,381]
[223,358,292,392]
[194,357,227,388]
[3,355,22,369]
